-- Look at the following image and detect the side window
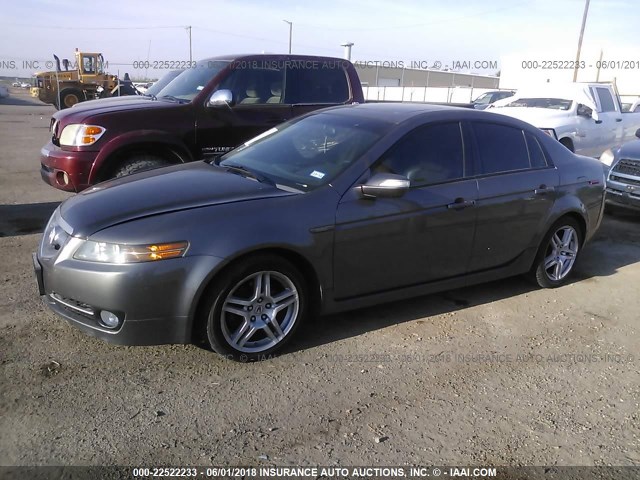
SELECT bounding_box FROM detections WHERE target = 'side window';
[524,132,548,168]
[634,105,640,113]
[218,65,285,105]
[595,87,616,112]
[373,122,464,186]
[473,123,530,174]
[291,66,349,104]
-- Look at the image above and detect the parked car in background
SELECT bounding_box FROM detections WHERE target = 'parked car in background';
[20,82,30,88]
[472,90,515,109]
[34,103,605,360]
[621,98,640,113]
[143,69,184,98]
[0,85,9,98]
[133,82,153,94]
[40,54,364,192]
[491,83,640,157]
[12,81,21,87]
[600,128,640,212]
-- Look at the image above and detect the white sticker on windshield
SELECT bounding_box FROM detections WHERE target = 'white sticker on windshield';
[196,86,204,91]
[310,170,325,179]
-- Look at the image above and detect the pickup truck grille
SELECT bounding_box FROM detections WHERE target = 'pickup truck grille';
[611,175,640,187]
[612,159,640,178]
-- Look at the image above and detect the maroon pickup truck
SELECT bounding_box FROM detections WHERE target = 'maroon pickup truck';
[40,54,364,192]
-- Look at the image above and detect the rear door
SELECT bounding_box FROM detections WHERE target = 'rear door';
[288,62,353,119]
[333,121,478,299]
[196,62,293,157]
[468,122,558,272]
[591,86,623,150]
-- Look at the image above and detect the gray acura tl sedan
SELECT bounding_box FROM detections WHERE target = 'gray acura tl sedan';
[34,103,606,360]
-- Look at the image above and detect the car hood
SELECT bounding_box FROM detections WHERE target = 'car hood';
[54,96,179,123]
[60,162,295,237]
[491,107,572,127]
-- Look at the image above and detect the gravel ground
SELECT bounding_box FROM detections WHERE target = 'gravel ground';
[0,91,638,469]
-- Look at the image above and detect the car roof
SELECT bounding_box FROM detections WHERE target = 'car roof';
[198,53,350,63]
[313,102,521,126]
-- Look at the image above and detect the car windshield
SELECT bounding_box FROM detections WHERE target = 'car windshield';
[155,61,229,101]
[504,97,572,110]
[217,113,388,192]
[473,93,492,105]
[146,70,184,97]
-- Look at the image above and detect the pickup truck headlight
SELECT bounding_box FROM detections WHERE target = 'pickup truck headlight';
[74,240,188,263]
[59,124,106,146]
[599,149,615,167]
[540,128,557,139]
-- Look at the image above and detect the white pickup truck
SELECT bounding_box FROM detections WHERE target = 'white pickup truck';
[490,83,640,158]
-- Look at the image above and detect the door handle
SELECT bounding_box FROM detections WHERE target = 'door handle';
[535,185,555,195]
[616,118,623,122]
[447,198,476,210]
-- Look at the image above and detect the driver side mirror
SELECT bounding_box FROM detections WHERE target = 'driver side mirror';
[360,173,410,199]
[577,104,592,118]
[208,89,235,107]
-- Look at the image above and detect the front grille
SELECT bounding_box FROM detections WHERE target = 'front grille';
[50,293,95,317]
[611,175,640,187]
[612,159,640,177]
[50,118,60,146]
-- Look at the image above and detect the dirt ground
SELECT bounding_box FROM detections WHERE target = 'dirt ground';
[0,90,638,469]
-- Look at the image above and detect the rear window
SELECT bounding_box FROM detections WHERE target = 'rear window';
[473,123,530,174]
[595,87,616,112]
[290,66,350,104]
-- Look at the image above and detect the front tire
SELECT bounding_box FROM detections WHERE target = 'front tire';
[532,218,582,288]
[58,88,84,109]
[112,154,171,178]
[202,255,308,361]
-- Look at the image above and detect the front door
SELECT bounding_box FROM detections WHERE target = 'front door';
[196,63,293,158]
[333,122,478,299]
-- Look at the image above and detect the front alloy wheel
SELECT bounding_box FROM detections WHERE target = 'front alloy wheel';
[203,255,307,360]
[533,218,582,288]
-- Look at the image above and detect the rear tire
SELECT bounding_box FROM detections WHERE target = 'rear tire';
[112,154,171,178]
[200,254,308,361]
[531,218,583,288]
[57,88,84,109]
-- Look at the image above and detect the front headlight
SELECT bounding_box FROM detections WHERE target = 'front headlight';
[540,128,557,139]
[599,149,615,167]
[59,124,106,146]
[73,240,188,263]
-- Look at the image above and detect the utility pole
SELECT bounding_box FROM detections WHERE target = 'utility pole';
[341,42,354,61]
[573,0,590,82]
[283,20,292,54]
[186,26,192,64]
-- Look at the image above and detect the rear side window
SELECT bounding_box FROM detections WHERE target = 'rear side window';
[473,123,530,174]
[524,132,548,168]
[595,87,616,112]
[373,122,464,186]
[290,66,349,104]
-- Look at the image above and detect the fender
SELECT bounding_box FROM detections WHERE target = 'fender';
[89,130,194,183]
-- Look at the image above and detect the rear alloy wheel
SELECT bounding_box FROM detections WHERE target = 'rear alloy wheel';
[533,219,582,288]
[204,256,307,361]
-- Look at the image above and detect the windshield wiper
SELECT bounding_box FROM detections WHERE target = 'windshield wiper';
[221,163,276,186]
[160,95,186,103]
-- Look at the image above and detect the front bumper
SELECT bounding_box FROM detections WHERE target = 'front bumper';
[605,179,640,212]
[34,250,224,346]
[40,141,98,192]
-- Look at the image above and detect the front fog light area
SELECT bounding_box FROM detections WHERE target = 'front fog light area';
[99,310,121,329]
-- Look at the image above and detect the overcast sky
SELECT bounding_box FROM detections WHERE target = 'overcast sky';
[1,0,638,78]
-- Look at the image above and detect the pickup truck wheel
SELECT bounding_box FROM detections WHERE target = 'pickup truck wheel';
[531,218,583,288]
[57,89,84,109]
[112,154,172,178]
